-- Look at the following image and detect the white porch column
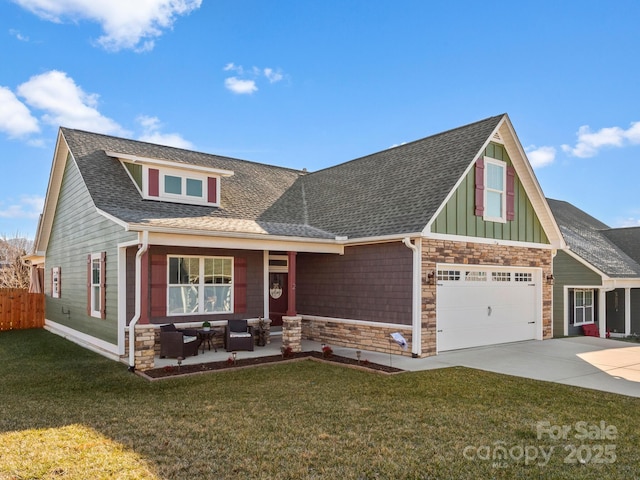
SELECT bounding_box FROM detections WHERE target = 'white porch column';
[599,289,607,338]
[625,287,631,336]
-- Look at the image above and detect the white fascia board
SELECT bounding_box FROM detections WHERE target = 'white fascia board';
[498,116,565,249]
[95,208,131,230]
[424,231,555,250]
[105,151,234,177]
[341,232,424,246]
[34,130,71,255]
[146,230,344,254]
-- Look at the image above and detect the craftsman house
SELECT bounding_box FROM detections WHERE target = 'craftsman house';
[30,114,564,370]
[548,199,640,338]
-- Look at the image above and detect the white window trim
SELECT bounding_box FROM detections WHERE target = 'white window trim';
[483,157,507,224]
[573,288,595,326]
[51,266,61,298]
[90,253,102,318]
[166,255,234,316]
[142,165,220,207]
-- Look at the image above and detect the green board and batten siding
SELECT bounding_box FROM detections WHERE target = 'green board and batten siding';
[45,153,137,344]
[433,143,549,244]
[552,250,603,337]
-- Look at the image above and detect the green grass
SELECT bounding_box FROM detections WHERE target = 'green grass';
[1,330,639,479]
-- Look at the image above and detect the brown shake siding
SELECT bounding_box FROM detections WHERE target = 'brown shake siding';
[296,242,413,325]
[128,246,264,325]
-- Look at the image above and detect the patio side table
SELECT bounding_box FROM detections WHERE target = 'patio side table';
[197,328,221,353]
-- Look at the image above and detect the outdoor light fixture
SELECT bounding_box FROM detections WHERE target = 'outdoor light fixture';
[546,274,554,285]
[177,356,183,371]
[427,271,435,285]
[356,350,361,364]
[232,351,237,364]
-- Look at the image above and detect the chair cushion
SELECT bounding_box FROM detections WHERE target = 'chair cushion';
[183,335,197,343]
[229,332,252,338]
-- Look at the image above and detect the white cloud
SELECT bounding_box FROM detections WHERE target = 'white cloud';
[0,195,44,219]
[224,77,258,95]
[17,70,127,135]
[9,29,30,42]
[525,145,556,168]
[0,86,40,137]
[11,0,202,51]
[561,122,640,158]
[223,63,285,94]
[264,68,283,84]
[136,115,192,149]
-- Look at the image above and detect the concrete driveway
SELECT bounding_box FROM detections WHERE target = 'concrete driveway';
[401,337,640,398]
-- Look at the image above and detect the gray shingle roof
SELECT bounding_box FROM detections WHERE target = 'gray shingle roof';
[260,114,504,238]
[62,128,335,238]
[62,114,504,240]
[547,198,640,278]
[602,227,640,265]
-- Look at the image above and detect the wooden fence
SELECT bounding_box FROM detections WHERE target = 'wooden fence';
[0,288,45,331]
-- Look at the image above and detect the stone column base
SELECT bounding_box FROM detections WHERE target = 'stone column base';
[282,316,302,353]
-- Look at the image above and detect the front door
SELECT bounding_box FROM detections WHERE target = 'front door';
[269,273,288,327]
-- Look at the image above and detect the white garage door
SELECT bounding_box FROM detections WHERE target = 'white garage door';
[436,266,539,352]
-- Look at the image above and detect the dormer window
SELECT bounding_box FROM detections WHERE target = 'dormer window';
[109,150,234,207]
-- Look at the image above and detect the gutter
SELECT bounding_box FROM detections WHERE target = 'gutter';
[403,237,422,357]
[128,230,149,371]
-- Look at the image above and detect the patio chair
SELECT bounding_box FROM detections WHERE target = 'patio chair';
[159,324,199,358]
[225,319,254,351]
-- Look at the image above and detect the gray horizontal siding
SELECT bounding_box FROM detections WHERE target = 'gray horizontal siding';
[552,250,602,337]
[45,153,136,344]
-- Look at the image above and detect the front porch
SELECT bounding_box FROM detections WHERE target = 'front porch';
[153,335,411,372]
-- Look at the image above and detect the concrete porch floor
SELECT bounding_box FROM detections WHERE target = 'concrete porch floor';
[153,335,412,370]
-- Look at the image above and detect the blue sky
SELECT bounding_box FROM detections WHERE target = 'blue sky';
[1,0,640,239]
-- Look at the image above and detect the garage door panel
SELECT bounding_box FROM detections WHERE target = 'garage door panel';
[436,267,539,352]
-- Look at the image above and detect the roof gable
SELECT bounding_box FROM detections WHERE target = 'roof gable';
[261,115,509,238]
[548,198,640,278]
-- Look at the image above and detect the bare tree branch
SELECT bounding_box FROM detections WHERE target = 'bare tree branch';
[0,233,33,289]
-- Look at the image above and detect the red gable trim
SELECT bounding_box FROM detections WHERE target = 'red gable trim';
[506,166,515,221]
[208,177,218,204]
[148,168,159,197]
[474,158,484,216]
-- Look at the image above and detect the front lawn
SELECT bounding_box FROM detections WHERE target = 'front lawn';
[1,330,638,479]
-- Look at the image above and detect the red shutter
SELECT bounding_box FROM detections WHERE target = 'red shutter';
[150,255,167,319]
[506,166,515,221]
[234,257,247,313]
[87,255,92,315]
[148,168,159,196]
[474,157,485,216]
[208,177,218,203]
[100,252,107,319]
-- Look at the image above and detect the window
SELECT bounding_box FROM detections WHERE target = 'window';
[514,272,533,282]
[90,253,102,317]
[465,271,487,282]
[51,267,61,298]
[574,289,594,325]
[492,271,511,282]
[437,270,461,281]
[168,256,233,315]
[485,158,506,222]
[163,174,204,199]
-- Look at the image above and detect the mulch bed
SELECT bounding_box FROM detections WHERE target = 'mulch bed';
[141,351,404,379]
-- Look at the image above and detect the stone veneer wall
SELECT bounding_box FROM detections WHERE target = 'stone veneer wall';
[301,315,413,357]
[123,324,156,371]
[420,239,553,357]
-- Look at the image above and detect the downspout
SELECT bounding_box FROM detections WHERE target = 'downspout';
[128,230,149,372]
[403,237,422,357]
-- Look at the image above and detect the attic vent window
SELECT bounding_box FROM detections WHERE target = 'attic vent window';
[145,166,219,206]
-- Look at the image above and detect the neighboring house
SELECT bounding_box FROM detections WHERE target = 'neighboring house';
[548,199,640,338]
[31,114,563,370]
